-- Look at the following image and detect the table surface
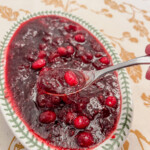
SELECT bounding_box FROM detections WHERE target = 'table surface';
[0,0,150,150]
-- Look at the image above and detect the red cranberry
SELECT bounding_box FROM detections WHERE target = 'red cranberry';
[61,96,72,104]
[74,34,85,42]
[32,59,46,70]
[39,111,56,124]
[105,96,117,107]
[95,52,102,57]
[74,116,90,129]
[57,47,67,56]
[65,112,76,124]
[99,57,110,65]
[77,132,94,147]
[37,94,47,107]
[39,43,47,50]
[65,25,77,32]
[81,55,90,63]
[39,67,49,75]
[85,52,93,60]
[38,51,46,58]
[146,66,150,80]
[66,46,74,55]
[145,44,150,55]
[49,52,59,63]
[64,71,78,86]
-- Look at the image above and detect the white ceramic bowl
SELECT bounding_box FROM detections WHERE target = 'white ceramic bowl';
[0,11,133,150]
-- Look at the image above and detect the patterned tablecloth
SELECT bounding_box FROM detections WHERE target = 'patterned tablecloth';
[0,0,150,150]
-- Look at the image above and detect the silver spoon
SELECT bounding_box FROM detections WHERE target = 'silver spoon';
[45,55,150,96]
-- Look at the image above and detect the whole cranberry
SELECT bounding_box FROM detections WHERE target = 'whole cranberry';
[146,67,150,80]
[99,57,110,65]
[66,46,74,55]
[38,51,46,58]
[95,52,102,58]
[61,96,72,104]
[85,52,93,60]
[39,111,56,124]
[37,94,47,107]
[81,55,90,63]
[74,34,85,42]
[65,25,77,32]
[65,112,76,124]
[32,59,46,70]
[74,116,90,129]
[57,47,67,56]
[64,71,78,86]
[77,132,94,147]
[105,96,117,107]
[39,67,49,75]
[49,52,59,63]
[145,44,150,55]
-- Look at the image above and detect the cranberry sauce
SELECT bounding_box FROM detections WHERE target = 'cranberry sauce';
[5,16,121,149]
[37,68,86,95]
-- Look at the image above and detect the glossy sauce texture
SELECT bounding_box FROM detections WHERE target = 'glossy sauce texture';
[5,16,121,149]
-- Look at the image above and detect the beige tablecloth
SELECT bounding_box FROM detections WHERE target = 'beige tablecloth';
[0,0,150,149]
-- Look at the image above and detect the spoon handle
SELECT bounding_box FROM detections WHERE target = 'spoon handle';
[94,55,150,80]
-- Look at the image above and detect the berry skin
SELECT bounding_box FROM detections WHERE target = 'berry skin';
[57,47,67,56]
[49,52,59,63]
[37,94,47,107]
[39,111,56,124]
[74,116,90,129]
[61,96,72,104]
[145,44,150,55]
[65,25,77,32]
[105,96,117,107]
[32,59,46,70]
[81,55,89,63]
[39,67,49,75]
[77,132,94,147]
[146,66,150,80]
[99,57,110,65]
[38,51,46,58]
[74,34,85,42]
[85,52,93,60]
[66,46,74,55]
[64,71,78,86]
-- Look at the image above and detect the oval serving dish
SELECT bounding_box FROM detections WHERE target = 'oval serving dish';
[0,11,133,150]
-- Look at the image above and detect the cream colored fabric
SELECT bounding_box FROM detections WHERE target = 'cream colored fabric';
[0,0,150,149]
